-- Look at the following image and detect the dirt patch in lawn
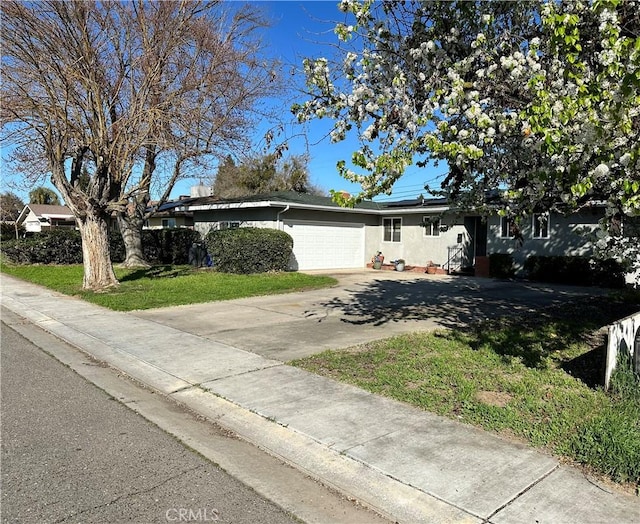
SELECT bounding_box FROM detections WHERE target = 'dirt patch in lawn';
[475,390,513,407]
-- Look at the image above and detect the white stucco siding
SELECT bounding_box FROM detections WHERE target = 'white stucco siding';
[365,214,467,268]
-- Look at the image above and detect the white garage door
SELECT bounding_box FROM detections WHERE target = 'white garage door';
[284,220,364,270]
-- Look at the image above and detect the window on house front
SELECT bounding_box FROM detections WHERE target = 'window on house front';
[383,217,402,242]
[218,221,240,230]
[423,217,441,237]
[532,213,549,238]
[161,218,176,228]
[500,216,515,238]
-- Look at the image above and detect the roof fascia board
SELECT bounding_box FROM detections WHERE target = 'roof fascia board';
[377,206,451,215]
[186,199,452,215]
[41,214,76,219]
[187,200,377,214]
[16,205,32,223]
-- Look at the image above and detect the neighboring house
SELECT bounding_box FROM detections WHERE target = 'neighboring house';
[144,184,209,229]
[145,198,195,230]
[16,204,76,233]
[177,191,637,284]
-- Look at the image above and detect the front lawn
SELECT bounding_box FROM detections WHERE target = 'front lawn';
[0,264,337,311]
[292,295,640,492]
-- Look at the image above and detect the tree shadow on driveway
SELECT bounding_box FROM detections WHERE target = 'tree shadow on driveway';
[316,276,605,330]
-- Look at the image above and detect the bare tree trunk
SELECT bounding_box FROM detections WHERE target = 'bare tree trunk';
[76,213,119,291]
[117,211,150,268]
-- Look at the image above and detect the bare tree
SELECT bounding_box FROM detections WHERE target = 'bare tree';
[1,1,279,287]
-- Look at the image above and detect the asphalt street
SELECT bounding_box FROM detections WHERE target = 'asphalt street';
[0,322,300,524]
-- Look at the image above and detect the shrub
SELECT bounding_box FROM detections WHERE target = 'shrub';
[524,255,625,288]
[151,228,201,265]
[489,253,515,279]
[590,258,627,289]
[109,231,126,263]
[205,227,293,274]
[110,228,200,265]
[4,227,201,266]
[1,229,83,264]
[0,222,24,241]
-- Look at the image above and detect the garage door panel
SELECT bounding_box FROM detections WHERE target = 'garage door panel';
[284,221,364,270]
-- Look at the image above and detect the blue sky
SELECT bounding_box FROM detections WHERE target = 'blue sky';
[1,1,446,204]
[215,0,447,202]
[169,0,446,201]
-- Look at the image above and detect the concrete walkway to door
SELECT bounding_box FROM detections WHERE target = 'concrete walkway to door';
[132,270,609,361]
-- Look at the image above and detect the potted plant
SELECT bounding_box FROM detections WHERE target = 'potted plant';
[372,251,384,269]
[426,260,439,274]
[394,259,406,272]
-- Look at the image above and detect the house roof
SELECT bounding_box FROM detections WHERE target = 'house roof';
[17,204,75,224]
[27,204,74,217]
[185,191,381,209]
[181,191,452,215]
[383,196,450,209]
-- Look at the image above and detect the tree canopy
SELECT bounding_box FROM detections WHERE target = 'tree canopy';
[1,0,279,288]
[295,0,639,270]
[29,187,60,206]
[0,192,24,222]
[212,153,323,198]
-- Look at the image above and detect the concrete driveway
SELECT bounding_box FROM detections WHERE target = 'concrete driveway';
[131,270,607,361]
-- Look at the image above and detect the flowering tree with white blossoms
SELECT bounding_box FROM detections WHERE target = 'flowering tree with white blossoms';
[294,0,640,273]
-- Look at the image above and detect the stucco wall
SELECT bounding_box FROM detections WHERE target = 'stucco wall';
[282,208,377,226]
[23,210,43,233]
[193,208,277,237]
[365,213,468,268]
[193,207,377,249]
[487,209,602,273]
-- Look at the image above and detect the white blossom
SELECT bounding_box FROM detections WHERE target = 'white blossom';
[620,153,632,167]
[593,163,610,178]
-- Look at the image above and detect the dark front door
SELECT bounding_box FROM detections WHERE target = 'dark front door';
[463,216,488,266]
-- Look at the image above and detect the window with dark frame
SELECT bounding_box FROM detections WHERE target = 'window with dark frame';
[218,221,240,230]
[383,217,402,242]
[423,216,440,237]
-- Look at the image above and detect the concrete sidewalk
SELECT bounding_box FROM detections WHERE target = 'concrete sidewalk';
[2,274,638,523]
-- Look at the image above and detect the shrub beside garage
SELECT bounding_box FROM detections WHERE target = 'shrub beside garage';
[205,227,293,274]
[1,228,201,265]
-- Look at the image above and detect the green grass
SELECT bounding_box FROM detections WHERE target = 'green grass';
[292,296,640,489]
[0,263,337,311]
[4,260,639,489]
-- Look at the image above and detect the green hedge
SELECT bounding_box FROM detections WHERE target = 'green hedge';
[110,228,201,264]
[0,222,24,242]
[489,253,515,279]
[524,255,626,288]
[204,227,293,274]
[2,228,200,265]
[1,229,83,264]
